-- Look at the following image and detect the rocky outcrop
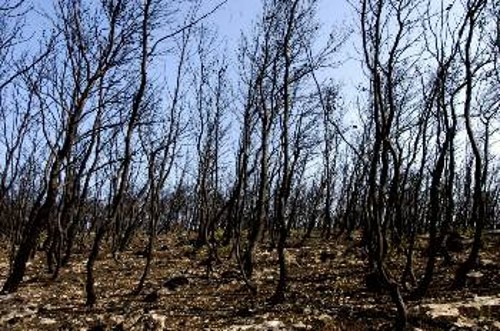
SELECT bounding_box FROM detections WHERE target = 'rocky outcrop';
[410,295,500,329]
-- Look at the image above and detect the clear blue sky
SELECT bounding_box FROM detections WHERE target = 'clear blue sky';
[211,0,354,37]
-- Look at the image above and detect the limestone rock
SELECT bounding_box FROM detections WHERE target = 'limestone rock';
[225,320,287,330]
[410,295,500,329]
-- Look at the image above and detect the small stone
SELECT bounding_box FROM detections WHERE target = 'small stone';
[425,303,460,323]
[142,313,166,330]
[292,321,310,330]
[40,317,57,325]
[133,249,147,258]
[318,314,333,322]
[454,316,475,329]
[110,315,125,328]
[263,320,285,329]
[481,258,495,266]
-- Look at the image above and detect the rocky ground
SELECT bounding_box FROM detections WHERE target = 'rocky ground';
[0,231,499,330]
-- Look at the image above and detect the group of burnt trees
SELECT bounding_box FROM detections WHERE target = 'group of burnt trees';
[0,0,190,304]
[0,0,499,329]
[351,0,499,327]
[195,0,348,301]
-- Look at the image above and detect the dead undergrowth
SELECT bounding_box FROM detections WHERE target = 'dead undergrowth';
[0,231,499,330]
